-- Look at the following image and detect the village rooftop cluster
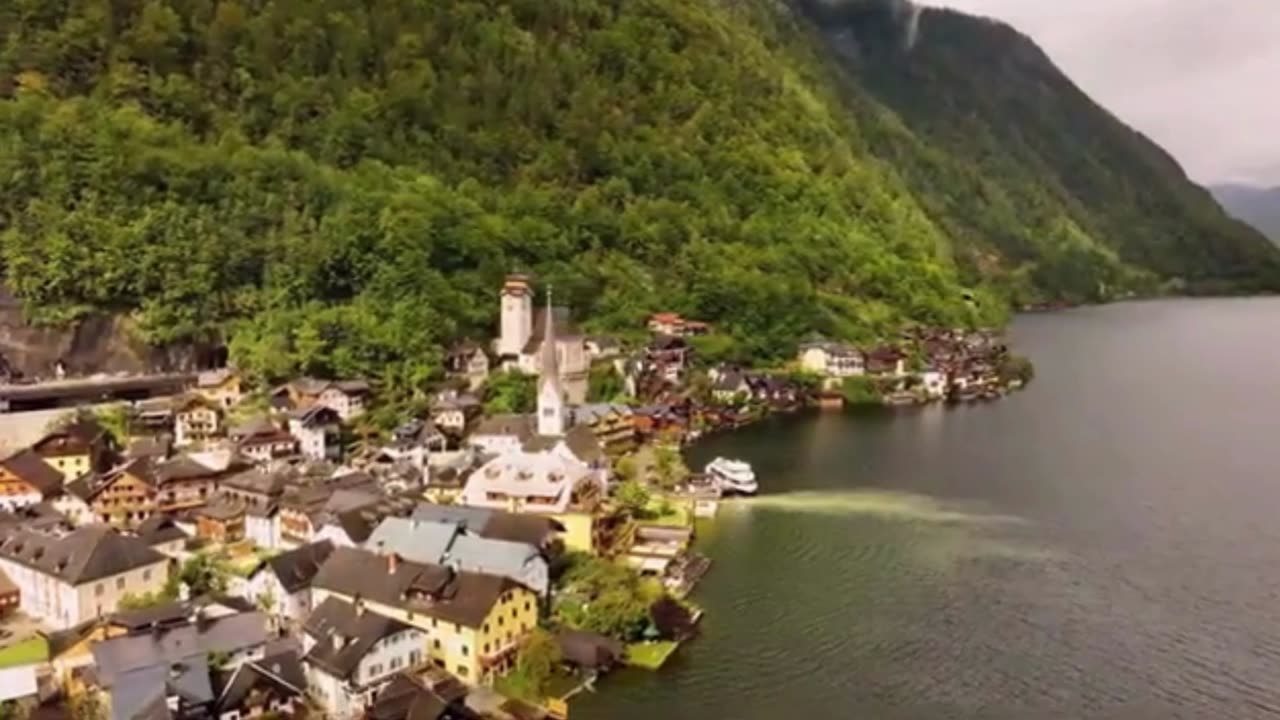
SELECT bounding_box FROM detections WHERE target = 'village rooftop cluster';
[0,274,1028,720]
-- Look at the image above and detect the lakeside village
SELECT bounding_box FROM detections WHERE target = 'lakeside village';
[0,274,1030,720]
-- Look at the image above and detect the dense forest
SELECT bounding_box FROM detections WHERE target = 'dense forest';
[1,0,1276,392]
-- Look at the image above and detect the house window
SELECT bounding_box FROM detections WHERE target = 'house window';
[433,639,441,650]
[143,569,152,581]
[483,623,489,634]
[389,657,401,671]
[409,650,421,666]
[116,577,125,590]
[95,583,104,596]
[461,645,469,657]
[524,601,531,613]
[456,665,469,677]
[483,643,490,654]
[498,616,504,627]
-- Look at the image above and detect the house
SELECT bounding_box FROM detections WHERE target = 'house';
[365,517,549,596]
[430,392,482,436]
[230,416,298,462]
[174,394,225,447]
[275,378,371,421]
[466,415,535,456]
[153,451,239,514]
[125,435,173,462]
[746,374,800,407]
[196,501,247,544]
[213,650,308,720]
[646,335,691,382]
[134,397,176,435]
[571,404,637,455]
[302,596,428,718]
[494,275,589,404]
[134,514,189,557]
[363,671,479,720]
[379,419,446,471]
[445,341,491,392]
[920,367,948,400]
[289,405,343,461]
[408,506,562,550]
[0,449,66,511]
[76,457,161,529]
[312,547,539,687]
[865,347,908,378]
[243,540,335,626]
[797,340,865,378]
[709,369,751,404]
[0,525,169,629]
[197,369,244,409]
[220,468,287,515]
[31,417,115,481]
[92,609,269,720]
[625,524,692,576]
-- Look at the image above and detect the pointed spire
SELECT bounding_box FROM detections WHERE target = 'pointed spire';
[540,284,559,380]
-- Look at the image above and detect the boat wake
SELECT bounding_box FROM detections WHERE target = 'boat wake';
[725,489,1027,527]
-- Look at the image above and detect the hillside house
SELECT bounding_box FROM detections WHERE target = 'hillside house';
[196,368,244,409]
[174,394,225,447]
[31,417,115,481]
[289,405,343,461]
[0,449,65,511]
[445,340,491,391]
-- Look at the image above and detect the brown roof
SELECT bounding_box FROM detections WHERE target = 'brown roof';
[255,540,334,593]
[303,596,415,680]
[520,425,603,465]
[471,414,535,440]
[135,515,189,546]
[313,547,518,629]
[154,455,217,483]
[0,525,167,585]
[0,448,65,495]
[32,417,108,457]
[197,501,245,522]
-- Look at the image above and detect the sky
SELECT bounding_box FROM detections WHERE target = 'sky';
[923,0,1280,186]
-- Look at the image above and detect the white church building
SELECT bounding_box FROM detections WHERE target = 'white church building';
[465,291,604,516]
[494,274,589,404]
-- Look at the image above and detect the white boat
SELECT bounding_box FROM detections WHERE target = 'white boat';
[705,457,758,495]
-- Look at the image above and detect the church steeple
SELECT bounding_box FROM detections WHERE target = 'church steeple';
[536,286,565,437]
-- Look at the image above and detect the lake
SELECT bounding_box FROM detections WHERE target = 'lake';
[576,298,1280,719]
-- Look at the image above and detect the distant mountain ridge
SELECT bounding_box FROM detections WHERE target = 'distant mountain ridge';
[1210,184,1280,243]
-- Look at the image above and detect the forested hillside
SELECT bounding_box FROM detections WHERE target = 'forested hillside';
[1,0,1276,390]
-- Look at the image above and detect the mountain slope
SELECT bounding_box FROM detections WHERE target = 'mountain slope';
[1211,184,1280,243]
[788,0,1280,300]
[0,0,1276,389]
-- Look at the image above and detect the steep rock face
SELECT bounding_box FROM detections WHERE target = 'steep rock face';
[0,288,206,380]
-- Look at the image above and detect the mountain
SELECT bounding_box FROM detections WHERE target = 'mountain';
[1,0,1277,390]
[1210,184,1280,243]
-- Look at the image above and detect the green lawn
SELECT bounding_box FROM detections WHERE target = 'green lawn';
[0,636,49,669]
[639,497,692,528]
[624,640,679,670]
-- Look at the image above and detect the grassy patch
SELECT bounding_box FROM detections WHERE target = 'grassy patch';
[0,636,49,669]
[624,640,679,670]
[638,497,692,528]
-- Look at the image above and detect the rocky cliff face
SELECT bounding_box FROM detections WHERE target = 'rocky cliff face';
[0,288,209,380]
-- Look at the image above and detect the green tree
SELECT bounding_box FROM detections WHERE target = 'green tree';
[587,362,625,403]
[509,628,563,701]
[179,553,231,597]
[653,446,685,490]
[482,372,537,415]
[614,479,650,516]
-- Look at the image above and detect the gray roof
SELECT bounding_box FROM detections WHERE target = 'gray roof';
[303,597,415,680]
[254,540,335,593]
[407,504,561,546]
[215,650,306,714]
[366,517,462,565]
[93,611,268,684]
[313,547,520,628]
[572,403,633,426]
[0,525,167,585]
[135,515,189,546]
[520,424,604,465]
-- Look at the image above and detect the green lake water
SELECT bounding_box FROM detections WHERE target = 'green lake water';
[576,298,1280,719]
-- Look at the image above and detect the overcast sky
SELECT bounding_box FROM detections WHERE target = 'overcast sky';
[924,0,1280,186]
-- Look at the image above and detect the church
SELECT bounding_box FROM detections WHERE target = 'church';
[464,292,607,552]
[494,273,590,404]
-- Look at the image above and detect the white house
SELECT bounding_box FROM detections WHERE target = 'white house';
[302,596,427,719]
[318,382,371,421]
[798,341,866,378]
[244,540,335,626]
[0,525,170,629]
[0,449,65,511]
[289,405,343,461]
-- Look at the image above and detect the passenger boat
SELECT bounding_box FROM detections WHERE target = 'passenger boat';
[705,457,758,495]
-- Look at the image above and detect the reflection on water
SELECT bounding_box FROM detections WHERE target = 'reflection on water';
[729,489,1027,526]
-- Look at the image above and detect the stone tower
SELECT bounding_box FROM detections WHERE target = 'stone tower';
[497,273,533,359]
[536,288,566,437]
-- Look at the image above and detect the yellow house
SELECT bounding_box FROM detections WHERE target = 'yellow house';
[32,417,113,482]
[311,547,539,686]
[196,369,243,409]
[550,511,597,554]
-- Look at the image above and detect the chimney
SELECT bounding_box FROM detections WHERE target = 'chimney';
[387,552,398,575]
